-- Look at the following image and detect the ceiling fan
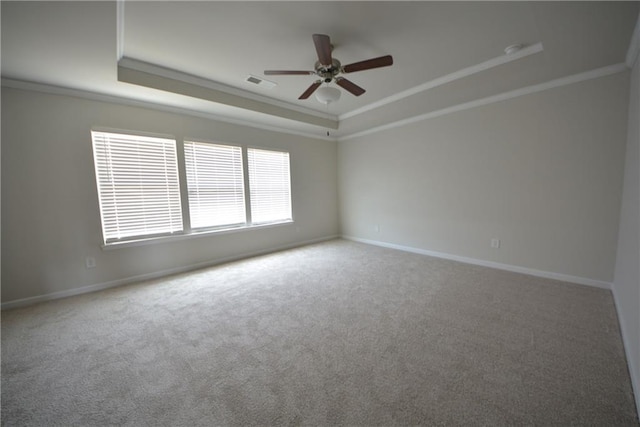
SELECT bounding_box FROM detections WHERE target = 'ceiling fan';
[264,34,393,101]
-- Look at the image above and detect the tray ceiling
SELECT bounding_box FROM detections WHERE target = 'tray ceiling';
[2,1,638,139]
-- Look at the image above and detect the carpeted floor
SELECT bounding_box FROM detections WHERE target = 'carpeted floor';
[2,239,638,426]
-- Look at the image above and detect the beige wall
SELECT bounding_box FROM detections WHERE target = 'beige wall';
[1,88,338,303]
[613,46,640,411]
[339,71,629,283]
[0,69,632,303]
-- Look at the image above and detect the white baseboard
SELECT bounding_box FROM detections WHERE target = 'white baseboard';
[611,286,640,416]
[1,235,339,310]
[342,235,612,290]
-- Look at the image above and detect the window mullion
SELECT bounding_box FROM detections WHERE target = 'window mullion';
[175,136,192,233]
[242,146,253,226]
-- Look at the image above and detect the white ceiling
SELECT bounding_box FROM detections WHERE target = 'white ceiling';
[2,1,638,139]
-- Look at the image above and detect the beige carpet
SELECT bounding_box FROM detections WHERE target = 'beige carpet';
[2,239,638,426]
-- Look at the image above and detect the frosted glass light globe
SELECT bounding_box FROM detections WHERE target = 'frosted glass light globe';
[315,86,341,105]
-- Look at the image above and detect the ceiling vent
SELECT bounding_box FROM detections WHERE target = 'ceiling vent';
[245,75,277,89]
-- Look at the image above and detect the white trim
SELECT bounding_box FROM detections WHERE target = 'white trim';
[116,0,125,61]
[1,78,337,142]
[611,286,640,416]
[342,235,612,290]
[119,57,337,122]
[0,235,339,310]
[625,12,640,69]
[340,63,628,141]
[100,218,293,250]
[339,42,544,121]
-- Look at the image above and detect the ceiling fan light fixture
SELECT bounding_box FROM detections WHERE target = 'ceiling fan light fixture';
[315,86,341,105]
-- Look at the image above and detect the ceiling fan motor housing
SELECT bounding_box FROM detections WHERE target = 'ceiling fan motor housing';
[315,59,342,83]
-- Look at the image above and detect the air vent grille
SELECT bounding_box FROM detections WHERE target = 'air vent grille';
[245,75,277,89]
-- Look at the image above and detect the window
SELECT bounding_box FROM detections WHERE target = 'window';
[91,131,183,243]
[184,141,246,229]
[248,148,292,224]
[91,131,293,245]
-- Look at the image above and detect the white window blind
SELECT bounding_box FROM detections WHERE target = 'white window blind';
[247,148,292,224]
[184,141,246,229]
[91,131,183,243]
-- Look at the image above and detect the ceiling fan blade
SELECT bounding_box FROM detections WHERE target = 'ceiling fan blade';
[342,55,394,73]
[299,80,322,99]
[336,77,366,96]
[264,70,314,75]
[313,34,333,66]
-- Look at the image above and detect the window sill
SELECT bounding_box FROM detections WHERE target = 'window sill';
[101,220,294,250]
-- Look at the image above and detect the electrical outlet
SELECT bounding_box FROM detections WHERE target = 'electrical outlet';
[491,238,500,249]
[374,224,380,233]
[85,256,96,269]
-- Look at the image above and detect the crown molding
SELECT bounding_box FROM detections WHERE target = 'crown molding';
[339,42,544,121]
[1,78,338,142]
[339,63,628,141]
[3,60,627,145]
[626,12,640,68]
